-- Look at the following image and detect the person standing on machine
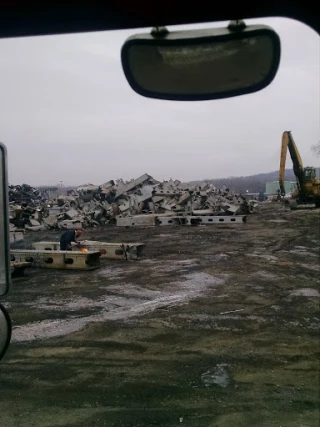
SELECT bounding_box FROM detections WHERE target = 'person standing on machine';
[60,229,82,251]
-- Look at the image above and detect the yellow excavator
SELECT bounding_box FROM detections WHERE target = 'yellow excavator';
[279,131,320,208]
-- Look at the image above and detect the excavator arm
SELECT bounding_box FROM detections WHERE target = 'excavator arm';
[279,131,305,196]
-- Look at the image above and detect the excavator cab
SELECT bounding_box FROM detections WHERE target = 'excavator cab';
[304,167,316,182]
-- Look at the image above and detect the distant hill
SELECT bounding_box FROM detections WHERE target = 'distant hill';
[190,169,297,194]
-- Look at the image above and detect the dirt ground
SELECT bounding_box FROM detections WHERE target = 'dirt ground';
[1,203,319,427]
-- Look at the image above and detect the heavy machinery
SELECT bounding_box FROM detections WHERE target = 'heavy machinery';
[279,131,320,208]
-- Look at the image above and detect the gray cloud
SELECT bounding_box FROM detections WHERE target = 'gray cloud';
[0,17,318,186]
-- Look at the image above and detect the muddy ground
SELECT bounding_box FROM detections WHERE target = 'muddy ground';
[1,203,319,427]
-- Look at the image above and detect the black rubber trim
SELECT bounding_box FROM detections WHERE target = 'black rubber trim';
[0,143,10,297]
[0,303,12,361]
[0,1,318,38]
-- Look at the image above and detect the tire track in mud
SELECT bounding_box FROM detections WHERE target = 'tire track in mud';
[12,272,226,342]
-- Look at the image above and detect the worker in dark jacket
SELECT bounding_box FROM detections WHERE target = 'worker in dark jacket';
[60,229,82,251]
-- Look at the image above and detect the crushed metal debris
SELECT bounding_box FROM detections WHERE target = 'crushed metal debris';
[9,173,259,230]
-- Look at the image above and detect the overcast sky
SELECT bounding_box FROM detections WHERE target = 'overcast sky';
[0,17,319,186]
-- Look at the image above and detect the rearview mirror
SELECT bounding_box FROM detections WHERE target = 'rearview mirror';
[121,23,281,101]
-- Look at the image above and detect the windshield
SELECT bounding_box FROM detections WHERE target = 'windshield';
[1,17,319,427]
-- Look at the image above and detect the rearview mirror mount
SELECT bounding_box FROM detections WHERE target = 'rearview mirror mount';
[121,22,281,101]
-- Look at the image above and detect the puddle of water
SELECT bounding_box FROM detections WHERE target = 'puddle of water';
[201,364,230,388]
[135,259,191,273]
[175,259,198,266]
[288,249,317,257]
[174,272,225,289]
[310,239,320,245]
[255,270,277,279]
[212,254,229,259]
[247,253,278,262]
[214,315,242,320]
[290,288,320,297]
[31,295,144,311]
[12,272,226,343]
[106,283,161,299]
[298,263,320,272]
[247,315,267,323]
[33,297,106,311]
[96,267,128,278]
[139,259,158,265]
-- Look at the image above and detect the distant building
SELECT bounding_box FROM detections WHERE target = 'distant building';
[242,192,259,200]
[265,181,296,195]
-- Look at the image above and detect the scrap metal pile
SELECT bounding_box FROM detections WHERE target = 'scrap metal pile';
[9,184,49,230]
[9,173,258,230]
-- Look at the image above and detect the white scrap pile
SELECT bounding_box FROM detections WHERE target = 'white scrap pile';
[9,173,258,230]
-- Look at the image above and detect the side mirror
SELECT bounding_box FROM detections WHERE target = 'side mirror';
[121,23,281,101]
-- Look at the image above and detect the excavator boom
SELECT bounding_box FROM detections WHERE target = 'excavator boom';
[278,131,320,207]
[279,131,304,195]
